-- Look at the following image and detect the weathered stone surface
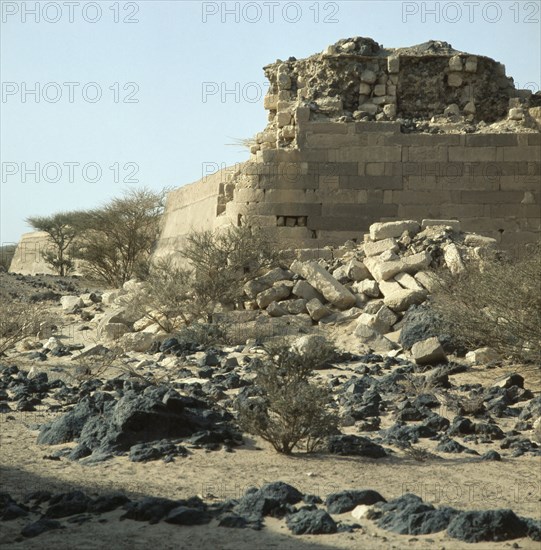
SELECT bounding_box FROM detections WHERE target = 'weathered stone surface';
[383,289,427,312]
[364,238,398,257]
[421,219,461,232]
[464,234,498,247]
[292,280,324,302]
[411,337,447,365]
[363,257,403,282]
[256,283,291,309]
[354,323,397,352]
[60,296,84,312]
[306,298,332,321]
[443,243,465,275]
[466,347,500,364]
[370,221,420,240]
[290,260,356,309]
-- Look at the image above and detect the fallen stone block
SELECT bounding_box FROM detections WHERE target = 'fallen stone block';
[369,220,420,240]
[363,257,403,282]
[364,238,399,257]
[422,219,461,232]
[60,296,84,312]
[394,272,424,291]
[306,298,332,321]
[411,337,447,365]
[466,347,500,364]
[464,234,498,248]
[292,280,324,302]
[290,260,356,309]
[256,283,292,309]
[443,243,465,275]
[375,305,398,331]
[384,289,427,312]
[355,323,397,352]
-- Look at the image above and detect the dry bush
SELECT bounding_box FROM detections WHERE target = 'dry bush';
[237,340,338,455]
[131,225,279,329]
[0,301,48,355]
[403,445,441,462]
[431,243,541,362]
[397,373,438,397]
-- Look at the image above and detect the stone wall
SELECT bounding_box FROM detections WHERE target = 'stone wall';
[9,231,57,275]
[154,121,540,259]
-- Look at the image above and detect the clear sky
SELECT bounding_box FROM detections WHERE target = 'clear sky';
[1,0,539,244]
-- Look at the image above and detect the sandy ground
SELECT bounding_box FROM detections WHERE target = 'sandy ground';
[1,397,540,549]
[1,273,540,549]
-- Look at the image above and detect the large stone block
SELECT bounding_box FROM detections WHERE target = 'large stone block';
[256,283,292,309]
[363,257,403,282]
[306,298,333,321]
[369,220,420,240]
[411,337,447,365]
[292,280,324,302]
[383,289,427,312]
[290,260,356,309]
[354,323,397,352]
[364,238,399,257]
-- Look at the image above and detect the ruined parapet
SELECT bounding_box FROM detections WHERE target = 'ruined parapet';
[257,37,536,152]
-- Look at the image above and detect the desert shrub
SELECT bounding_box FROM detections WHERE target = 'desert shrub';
[237,340,338,454]
[0,301,47,355]
[431,242,541,363]
[131,225,279,328]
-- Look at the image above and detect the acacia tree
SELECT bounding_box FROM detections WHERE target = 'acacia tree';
[75,188,167,286]
[26,211,83,276]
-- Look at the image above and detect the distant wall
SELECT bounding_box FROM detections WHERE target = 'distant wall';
[9,231,57,275]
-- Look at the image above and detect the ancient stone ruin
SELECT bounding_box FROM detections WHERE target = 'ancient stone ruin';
[154,37,540,264]
[9,37,541,274]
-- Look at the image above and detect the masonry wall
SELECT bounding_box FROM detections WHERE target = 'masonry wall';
[155,121,540,259]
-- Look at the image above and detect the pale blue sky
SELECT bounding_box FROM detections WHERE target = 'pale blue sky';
[1,0,539,243]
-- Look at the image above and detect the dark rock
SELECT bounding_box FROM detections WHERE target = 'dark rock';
[21,518,63,538]
[88,493,131,513]
[129,440,187,462]
[383,423,436,444]
[286,509,337,535]
[165,506,211,525]
[45,491,91,518]
[121,497,181,524]
[233,482,302,521]
[480,450,501,461]
[328,435,387,458]
[436,438,478,455]
[376,493,456,535]
[447,509,528,542]
[326,490,385,514]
